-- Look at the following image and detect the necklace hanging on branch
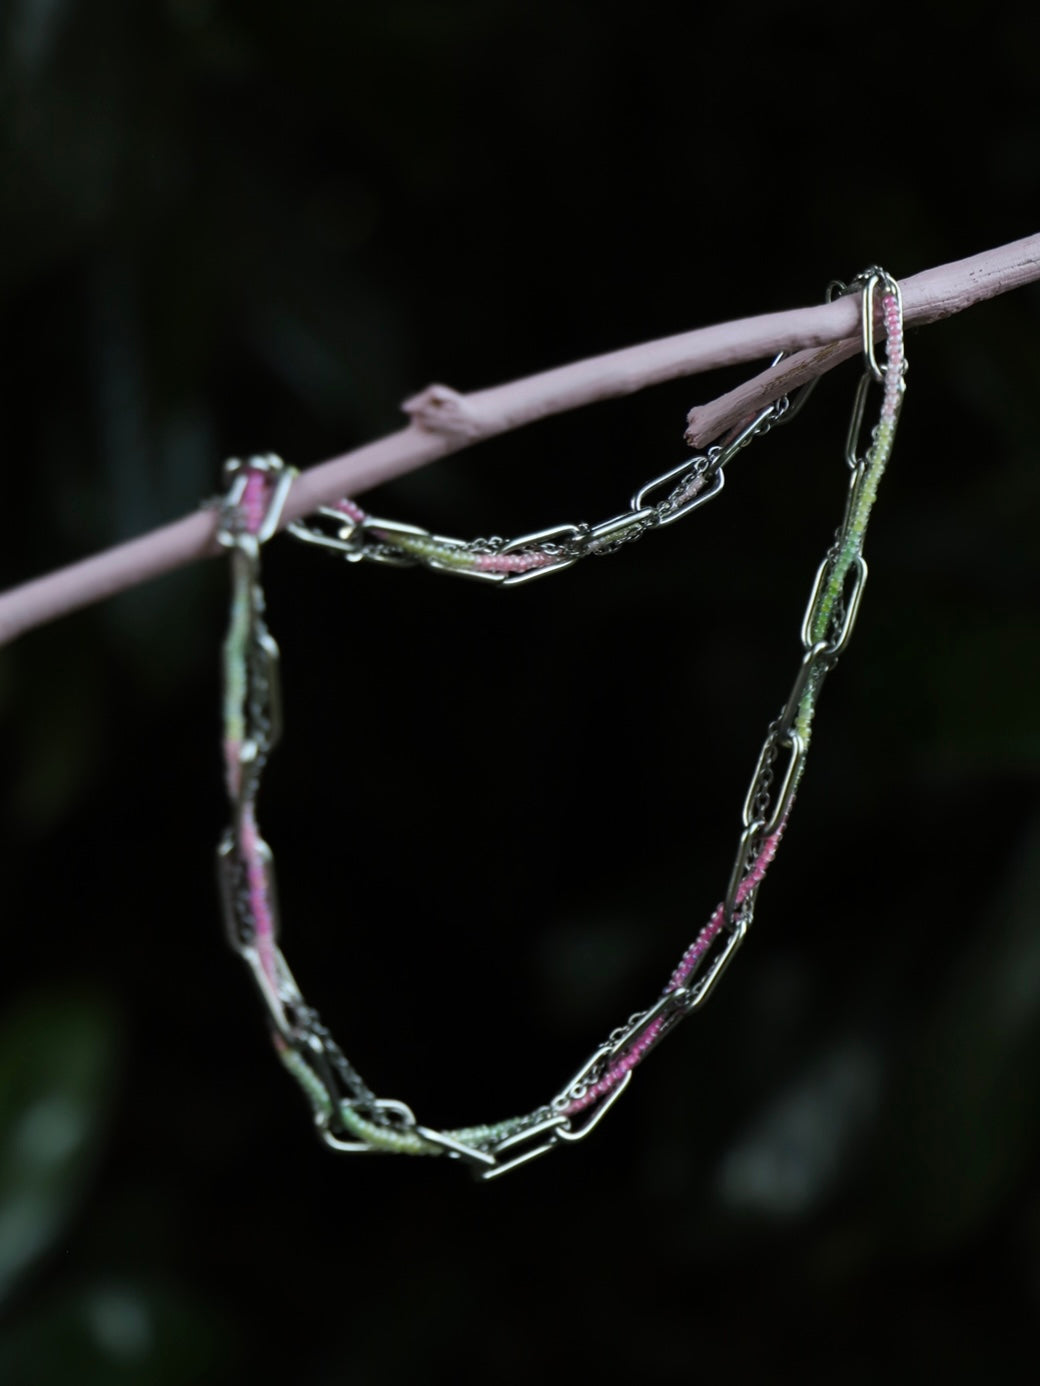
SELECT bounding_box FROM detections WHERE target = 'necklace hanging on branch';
[215,268,907,1180]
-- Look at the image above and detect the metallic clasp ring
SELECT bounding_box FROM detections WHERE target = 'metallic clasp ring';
[829,267,904,385]
[218,454,296,547]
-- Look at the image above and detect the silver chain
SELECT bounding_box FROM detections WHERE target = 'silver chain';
[287,380,810,584]
[217,270,905,1178]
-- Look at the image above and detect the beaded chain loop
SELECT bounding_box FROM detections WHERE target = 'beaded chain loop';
[216,270,906,1179]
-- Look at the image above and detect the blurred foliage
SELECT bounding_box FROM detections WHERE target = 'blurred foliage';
[0,1280,229,1386]
[882,814,1040,1250]
[0,991,118,1303]
[0,992,232,1380]
[2,1,1039,1383]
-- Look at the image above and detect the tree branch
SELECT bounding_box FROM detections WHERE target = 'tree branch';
[2,233,1037,648]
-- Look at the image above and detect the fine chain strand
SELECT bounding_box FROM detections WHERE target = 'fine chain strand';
[216,269,906,1179]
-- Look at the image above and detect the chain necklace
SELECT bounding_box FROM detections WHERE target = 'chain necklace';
[216,269,906,1179]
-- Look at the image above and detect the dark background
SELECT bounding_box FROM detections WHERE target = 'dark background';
[2,3,1039,1382]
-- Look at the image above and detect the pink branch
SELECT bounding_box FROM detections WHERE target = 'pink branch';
[686,233,1040,442]
[1,233,1037,648]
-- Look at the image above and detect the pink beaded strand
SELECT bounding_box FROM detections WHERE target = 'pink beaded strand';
[564,820,787,1115]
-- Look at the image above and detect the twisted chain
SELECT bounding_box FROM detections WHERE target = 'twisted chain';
[216,269,906,1178]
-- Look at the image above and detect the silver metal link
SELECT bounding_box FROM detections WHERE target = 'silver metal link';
[219,454,295,547]
[415,1126,499,1168]
[712,399,786,466]
[288,508,367,558]
[217,831,281,952]
[800,553,868,657]
[427,555,506,585]
[680,917,749,1010]
[777,641,832,734]
[479,1114,568,1181]
[760,732,806,837]
[845,372,874,468]
[319,1097,421,1153]
[583,507,657,552]
[551,1042,615,1109]
[555,1072,633,1142]
[500,523,584,584]
[724,820,767,926]
[631,457,722,526]
[606,987,690,1059]
[741,730,781,831]
[245,944,306,1046]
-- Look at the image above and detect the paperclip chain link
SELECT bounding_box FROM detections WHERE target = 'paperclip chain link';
[216,270,906,1179]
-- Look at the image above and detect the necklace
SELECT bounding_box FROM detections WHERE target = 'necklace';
[215,269,906,1179]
